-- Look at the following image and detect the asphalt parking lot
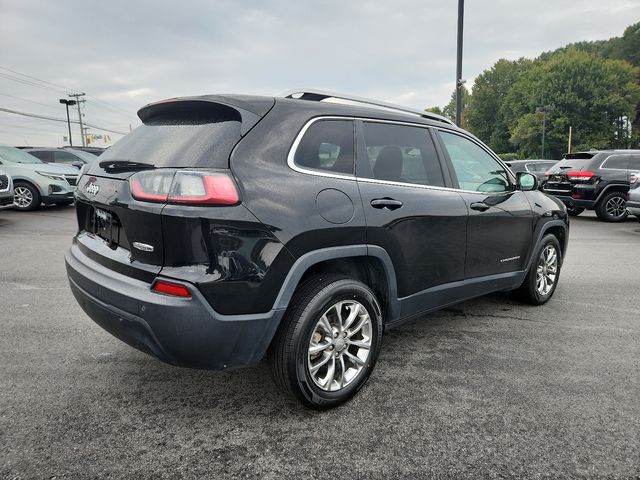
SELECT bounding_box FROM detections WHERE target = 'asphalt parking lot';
[1,206,639,479]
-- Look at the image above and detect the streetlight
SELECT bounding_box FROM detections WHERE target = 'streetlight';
[59,98,76,146]
[535,105,554,159]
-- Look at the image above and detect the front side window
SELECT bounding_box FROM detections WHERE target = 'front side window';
[360,122,445,187]
[294,119,354,175]
[438,131,510,192]
[602,155,629,170]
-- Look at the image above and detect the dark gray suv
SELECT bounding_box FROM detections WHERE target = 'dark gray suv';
[542,150,640,221]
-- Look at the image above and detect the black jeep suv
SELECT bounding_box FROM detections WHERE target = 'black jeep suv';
[542,150,640,221]
[65,90,569,409]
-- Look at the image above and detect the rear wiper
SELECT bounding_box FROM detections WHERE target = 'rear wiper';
[99,160,156,172]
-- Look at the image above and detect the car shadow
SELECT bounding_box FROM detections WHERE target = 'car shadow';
[84,292,525,418]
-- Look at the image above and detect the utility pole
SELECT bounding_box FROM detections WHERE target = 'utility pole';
[455,0,465,127]
[68,93,86,146]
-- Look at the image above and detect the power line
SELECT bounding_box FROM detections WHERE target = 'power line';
[0,106,128,135]
[0,72,68,95]
[0,65,75,92]
[0,92,61,111]
[0,65,135,120]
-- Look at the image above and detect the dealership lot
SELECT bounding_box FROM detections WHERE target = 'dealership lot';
[1,207,639,478]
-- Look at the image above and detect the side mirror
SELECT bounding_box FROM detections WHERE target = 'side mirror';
[517,172,538,191]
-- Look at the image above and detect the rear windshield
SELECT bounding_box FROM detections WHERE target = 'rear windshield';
[547,158,592,174]
[98,120,241,168]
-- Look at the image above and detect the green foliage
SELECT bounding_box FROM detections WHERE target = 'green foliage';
[425,106,444,116]
[425,23,640,158]
[465,58,532,153]
[442,85,470,126]
[502,48,639,158]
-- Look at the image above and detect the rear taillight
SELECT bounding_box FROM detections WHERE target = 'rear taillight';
[152,280,192,298]
[130,169,240,205]
[567,171,595,181]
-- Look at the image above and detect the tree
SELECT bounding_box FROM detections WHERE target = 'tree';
[425,106,444,116]
[465,58,532,153]
[501,48,640,158]
[442,85,470,126]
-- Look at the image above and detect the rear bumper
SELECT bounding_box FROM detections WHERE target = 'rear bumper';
[65,241,285,369]
[542,193,595,209]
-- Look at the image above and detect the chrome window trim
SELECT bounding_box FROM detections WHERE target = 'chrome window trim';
[287,116,356,181]
[287,115,516,196]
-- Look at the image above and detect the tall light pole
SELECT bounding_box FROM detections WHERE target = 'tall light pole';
[535,105,554,159]
[59,98,76,146]
[455,0,465,127]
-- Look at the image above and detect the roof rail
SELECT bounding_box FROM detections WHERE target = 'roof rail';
[279,88,455,126]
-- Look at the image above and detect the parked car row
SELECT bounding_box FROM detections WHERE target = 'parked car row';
[0,145,80,210]
[507,151,640,222]
[25,147,99,169]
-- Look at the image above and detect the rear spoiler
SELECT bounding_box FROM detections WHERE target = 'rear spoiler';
[138,96,275,136]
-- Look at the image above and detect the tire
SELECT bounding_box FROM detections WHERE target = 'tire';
[515,234,562,305]
[13,182,41,211]
[566,206,585,216]
[595,191,627,222]
[268,275,383,410]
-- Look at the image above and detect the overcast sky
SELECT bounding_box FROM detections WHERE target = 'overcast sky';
[0,0,638,147]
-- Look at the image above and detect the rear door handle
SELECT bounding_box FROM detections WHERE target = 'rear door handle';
[371,198,403,210]
[470,201,490,212]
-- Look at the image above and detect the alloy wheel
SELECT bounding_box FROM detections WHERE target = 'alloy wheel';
[536,244,558,296]
[307,300,372,392]
[14,186,33,209]
[605,196,626,219]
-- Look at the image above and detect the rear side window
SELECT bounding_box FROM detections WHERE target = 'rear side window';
[360,122,445,187]
[601,155,629,170]
[294,120,354,175]
[629,155,640,171]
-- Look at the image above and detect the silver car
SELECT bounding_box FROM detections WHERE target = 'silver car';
[0,169,14,210]
[0,145,79,211]
[628,172,640,221]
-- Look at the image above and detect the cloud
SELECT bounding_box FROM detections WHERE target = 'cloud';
[0,0,637,146]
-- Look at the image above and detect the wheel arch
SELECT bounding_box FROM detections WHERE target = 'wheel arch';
[11,177,43,196]
[272,245,400,323]
[594,184,630,204]
[533,220,568,267]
